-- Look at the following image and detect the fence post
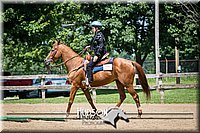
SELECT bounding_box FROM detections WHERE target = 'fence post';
[165,57,168,82]
[165,57,168,74]
[160,89,164,104]
[158,73,164,104]
[155,0,160,92]
[40,76,46,100]
[175,41,180,84]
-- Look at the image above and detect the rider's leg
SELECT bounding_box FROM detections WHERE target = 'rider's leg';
[86,59,94,83]
[82,60,90,85]
[84,60,89,71]
[86,55,102,84]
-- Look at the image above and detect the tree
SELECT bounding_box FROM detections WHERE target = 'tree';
[79,2,155,65]
[159,2,199,60]
[2,1,199,74]
[3,3,82,74]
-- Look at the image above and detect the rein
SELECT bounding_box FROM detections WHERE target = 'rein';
[50,48,86,67]
[45,47,87,82]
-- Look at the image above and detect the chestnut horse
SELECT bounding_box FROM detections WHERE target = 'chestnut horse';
[45,40,150,118]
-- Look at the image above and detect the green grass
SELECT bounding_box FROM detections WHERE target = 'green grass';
[164,88,199,103]
[2,88,199,104]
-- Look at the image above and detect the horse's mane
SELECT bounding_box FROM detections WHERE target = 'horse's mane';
[59,42,79,56]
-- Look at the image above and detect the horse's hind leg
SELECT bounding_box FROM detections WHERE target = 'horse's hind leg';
[116,80,126,107]
[126,85,142,118]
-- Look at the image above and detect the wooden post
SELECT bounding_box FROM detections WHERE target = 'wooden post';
[165,57,168,81]
[165,57,168,74]
[40,77,46,100]
[160,89,164,104]
[175,41,180,84]
[158,73,164,104]
[155,0,160,91]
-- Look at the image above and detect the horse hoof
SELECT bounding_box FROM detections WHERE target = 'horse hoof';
[66,112,69,117]
[65,112,69,122]
[138,108,142,116]
[137,115,141,119]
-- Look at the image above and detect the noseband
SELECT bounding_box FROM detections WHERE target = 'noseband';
[49,49,58,61]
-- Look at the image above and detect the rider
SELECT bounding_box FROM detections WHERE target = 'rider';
[84,21,107,85]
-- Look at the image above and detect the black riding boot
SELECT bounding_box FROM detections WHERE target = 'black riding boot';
[86,60,94,83]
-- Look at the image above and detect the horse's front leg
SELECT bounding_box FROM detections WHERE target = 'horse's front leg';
[66,85,78,117]
[81,87,97,113]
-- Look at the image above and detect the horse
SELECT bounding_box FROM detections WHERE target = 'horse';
[44,40,151,118]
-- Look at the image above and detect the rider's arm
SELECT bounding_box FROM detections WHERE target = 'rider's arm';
[95,32,105,56]
[88,35,96,50]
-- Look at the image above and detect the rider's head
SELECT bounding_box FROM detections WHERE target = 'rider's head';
[90,21,102,33]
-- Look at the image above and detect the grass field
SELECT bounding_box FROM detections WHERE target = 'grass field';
[2,88,199,104]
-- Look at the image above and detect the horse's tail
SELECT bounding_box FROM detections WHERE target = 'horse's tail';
[132,62,151,100]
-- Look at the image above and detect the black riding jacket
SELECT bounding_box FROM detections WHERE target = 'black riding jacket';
[89,31,106,57]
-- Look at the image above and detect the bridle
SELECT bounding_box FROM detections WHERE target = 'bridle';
[45,46,87,67]
[49,49,58,62]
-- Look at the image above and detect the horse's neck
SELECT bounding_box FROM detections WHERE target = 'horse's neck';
[61,45,84,72]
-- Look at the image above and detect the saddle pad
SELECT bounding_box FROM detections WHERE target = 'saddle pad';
[93,58,114,73]
[93,66,103,73]
[103,64,112,70]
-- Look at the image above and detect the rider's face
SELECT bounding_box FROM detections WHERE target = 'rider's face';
[92,27,96,33]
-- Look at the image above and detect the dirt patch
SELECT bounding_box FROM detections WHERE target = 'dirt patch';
[1,103,199,132]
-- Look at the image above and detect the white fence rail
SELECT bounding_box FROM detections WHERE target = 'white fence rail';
[1,72,198,103]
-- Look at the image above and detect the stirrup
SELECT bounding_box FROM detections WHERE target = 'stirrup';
[82,78,91,87]
[86,78,89,86]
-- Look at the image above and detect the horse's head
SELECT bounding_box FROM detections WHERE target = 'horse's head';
[44,40,62,65]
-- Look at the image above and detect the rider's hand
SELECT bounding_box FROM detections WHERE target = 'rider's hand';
[93,56,98,62]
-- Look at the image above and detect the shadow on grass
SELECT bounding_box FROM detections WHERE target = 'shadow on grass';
[76,88,149,97]
[96,89,144,95]
[76,89,119,96]
[96,89,118,95]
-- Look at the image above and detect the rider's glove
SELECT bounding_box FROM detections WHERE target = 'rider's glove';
[84,45,90,51]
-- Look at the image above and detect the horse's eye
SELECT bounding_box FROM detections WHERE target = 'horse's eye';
[51,49,55,52]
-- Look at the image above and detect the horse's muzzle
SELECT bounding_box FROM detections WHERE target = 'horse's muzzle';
[44,59,53,66]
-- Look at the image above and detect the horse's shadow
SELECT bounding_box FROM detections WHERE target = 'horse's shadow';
[96,89,119,95]
[76,89,119,96]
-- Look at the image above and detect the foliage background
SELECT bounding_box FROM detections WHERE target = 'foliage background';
[2,1,199,75]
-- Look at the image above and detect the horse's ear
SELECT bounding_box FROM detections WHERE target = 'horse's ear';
[57,40,61,45]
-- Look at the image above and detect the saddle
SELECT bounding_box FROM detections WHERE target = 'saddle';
[84,52,114,73]
[86,52,110,65]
